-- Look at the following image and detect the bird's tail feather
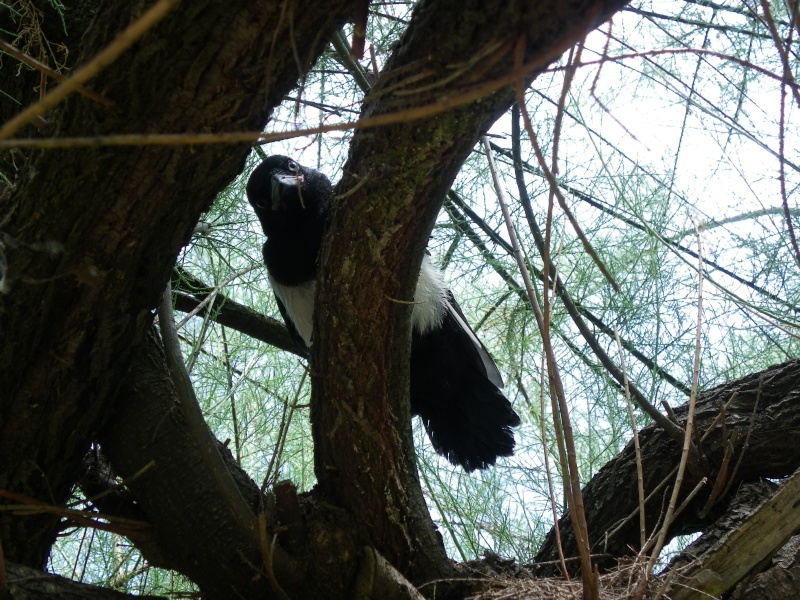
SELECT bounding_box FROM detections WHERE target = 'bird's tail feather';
[410,317,520,471]
[415,372,520,471]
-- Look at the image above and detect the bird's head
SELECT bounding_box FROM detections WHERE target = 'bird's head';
[246,155,333,237]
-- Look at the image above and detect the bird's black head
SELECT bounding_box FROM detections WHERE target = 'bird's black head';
[246,155,333,237]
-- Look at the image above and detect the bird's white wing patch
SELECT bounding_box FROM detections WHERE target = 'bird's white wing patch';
[269,275,316,347]
[412,256,447,335]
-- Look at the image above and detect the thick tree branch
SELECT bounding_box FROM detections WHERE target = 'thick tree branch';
[100,330,287,598]
[4,561,164,600]
[535,359,800,572]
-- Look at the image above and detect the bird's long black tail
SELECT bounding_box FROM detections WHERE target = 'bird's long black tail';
[410,310,520,471]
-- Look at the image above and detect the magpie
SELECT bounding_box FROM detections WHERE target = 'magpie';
[246,155,521,471]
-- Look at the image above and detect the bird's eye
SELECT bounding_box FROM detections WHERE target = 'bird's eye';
[288,161,300,173]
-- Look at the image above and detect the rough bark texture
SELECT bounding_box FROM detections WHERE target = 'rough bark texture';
[100,330,306,598]
[666,475,800,598]
[534,359,800,572]
[312,0,628,585]
[3,561,164,600]
[100,332,428,599]
[0,0,351,567]
[735,534,800,599]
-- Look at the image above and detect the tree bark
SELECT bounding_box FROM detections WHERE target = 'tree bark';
[0,0,351,566]
[3,560,164,600]
[669,471,800,599]
[99,329,430,599]
[172,268,300,356]
[735,534,800,600]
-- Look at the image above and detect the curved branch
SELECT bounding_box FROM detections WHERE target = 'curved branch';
[173,269,302,356]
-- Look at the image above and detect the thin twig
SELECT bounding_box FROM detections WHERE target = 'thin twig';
[588,18,643,145]
[258,511,290,600]
[175,264,260,330]
[540,312,571,582]
[510,106,688,441]
[615,329,646,552]
[0,39,112,106]
[0,9,601,149]
[721,378,763,500]
[759,0,800,110]
[546,48,800,92]
[776,58,800,268]
[604,466,679,545]
[644,218,705,577]
[483,134,597,599]
[698,391,738,445]
[523,115,618,291]
[262,369,308,492]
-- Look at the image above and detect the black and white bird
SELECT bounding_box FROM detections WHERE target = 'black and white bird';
[246,155,520,471]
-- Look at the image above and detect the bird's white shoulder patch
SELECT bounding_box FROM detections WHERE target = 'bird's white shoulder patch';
[412,256,447,335]
[269,275,316,347]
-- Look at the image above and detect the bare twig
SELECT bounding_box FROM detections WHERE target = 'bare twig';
[510,107,689,442]
[0,488,150,535]
[759,0,800,110]
[615,330,646,551]
[698,391,738,445]
[0,10,602,149]
[258,511,290,600]
[589,18,644,145]
[720,378,763,500]
[0,39,112,106]
[520,98,619,292]
[603,465,679,546]
[776,62,800,268]
[483,133,597,599]
[175,264,260,330]
[546,48,800,92]
[540,310,571,582]
[643,218,705,578]
[262,369,308,492]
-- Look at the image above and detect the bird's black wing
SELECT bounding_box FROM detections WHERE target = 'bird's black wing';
[443,291,504,388]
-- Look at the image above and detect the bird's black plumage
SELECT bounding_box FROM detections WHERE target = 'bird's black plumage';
[247,155,520,471]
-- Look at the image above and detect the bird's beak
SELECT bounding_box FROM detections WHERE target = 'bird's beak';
[271,173,305,211]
